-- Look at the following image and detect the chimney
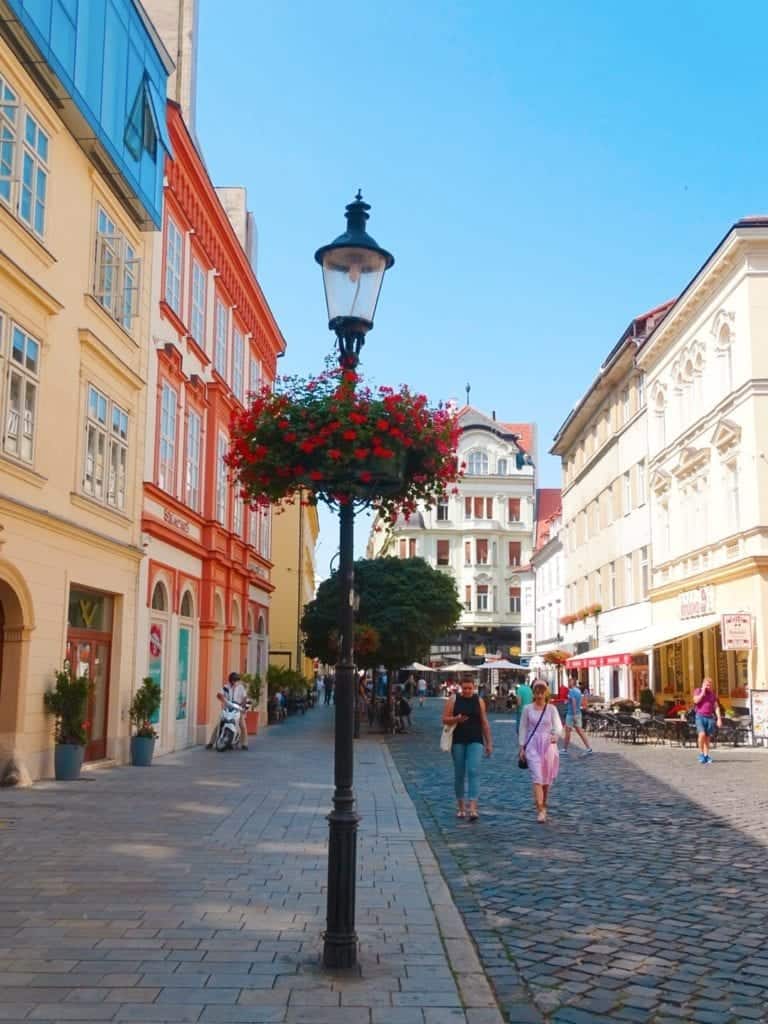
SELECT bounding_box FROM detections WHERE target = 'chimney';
[492,410,496,421]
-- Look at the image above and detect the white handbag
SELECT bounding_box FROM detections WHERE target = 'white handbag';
[440,723,456,752]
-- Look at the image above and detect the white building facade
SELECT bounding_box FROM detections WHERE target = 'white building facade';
[368,406,536,664]
[530,499,564,688]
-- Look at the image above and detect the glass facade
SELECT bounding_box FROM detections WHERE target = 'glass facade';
[4,0,171,227]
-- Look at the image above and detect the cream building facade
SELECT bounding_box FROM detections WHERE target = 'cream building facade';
[530,495,563,687]
[269,497,320,679]
[637,218,768,706]
[551,304,672,700]
[0,2,172,780]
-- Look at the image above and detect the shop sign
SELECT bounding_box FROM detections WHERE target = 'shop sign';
[721,613,753,650]
[749,690,768,741]
[680,586,715,619]
[163,508,190,534]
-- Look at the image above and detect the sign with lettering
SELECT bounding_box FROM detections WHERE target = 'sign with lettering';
[749,690,768,741]
[721,613,753,650]
[163,508,191,534]
[680,586,715,619]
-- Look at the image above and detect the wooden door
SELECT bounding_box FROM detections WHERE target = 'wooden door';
[66,632,111,761]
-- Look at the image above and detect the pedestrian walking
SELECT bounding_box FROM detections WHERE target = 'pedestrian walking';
[692,677,722,764]
[515,678,533,732]
[562,679,593,754]
[418,676,428,706]
[519,680,563,823]
[442,678,493,822]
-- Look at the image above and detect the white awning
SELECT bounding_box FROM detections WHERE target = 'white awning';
[566,614,721,668]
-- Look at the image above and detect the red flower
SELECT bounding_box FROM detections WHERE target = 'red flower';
[328,449,343,460]
[354,448,370,460]
[359,470,373,483]
[342,430,357,441]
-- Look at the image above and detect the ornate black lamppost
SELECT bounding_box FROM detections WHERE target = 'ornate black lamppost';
[315,193,394,969]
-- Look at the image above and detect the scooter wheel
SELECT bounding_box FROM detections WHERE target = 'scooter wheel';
[215,735,230,751]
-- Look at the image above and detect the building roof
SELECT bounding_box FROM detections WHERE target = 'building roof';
[456,406,534,454]
[534,488,561,553]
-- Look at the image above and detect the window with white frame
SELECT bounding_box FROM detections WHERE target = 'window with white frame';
[248,505,259,548]
[509,586,521,613]
[82,384,128,510]
[249,355,261,396]
[158,382,177,494]
[660,499,670,553]
[623,470,631,514]
[233,495,243,536]
[497,457,507,475]
[476,584,489,611]
[3,319,40,463]
[725,459,739,529]
[637,459,646,505]
[214,300,228,377]
[625,553,634,604]
[259,505,271,558]
[0,74,49,238]
[165,218,182,315]
[436,496,449,521]
[184,408,201,511]
[609,561,616,607]
[466,449,488,475]
[640,546,649,598]
[190,261,206,343]
[216,431,228,524]
[232,328,244,402]
[93,205,140,330]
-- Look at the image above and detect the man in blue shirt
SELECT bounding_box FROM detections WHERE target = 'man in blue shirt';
[562,680,593,754]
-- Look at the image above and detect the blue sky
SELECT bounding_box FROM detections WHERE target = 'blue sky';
[196,0,768,567]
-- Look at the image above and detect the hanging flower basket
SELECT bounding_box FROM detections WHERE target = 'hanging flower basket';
[227,368,461,522]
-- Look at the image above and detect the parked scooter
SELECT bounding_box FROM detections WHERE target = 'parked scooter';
[213,697,248,751]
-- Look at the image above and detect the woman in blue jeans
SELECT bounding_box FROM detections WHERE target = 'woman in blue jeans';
[443,678,493,821]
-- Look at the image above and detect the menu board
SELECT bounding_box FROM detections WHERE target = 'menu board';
[749,690,768,742]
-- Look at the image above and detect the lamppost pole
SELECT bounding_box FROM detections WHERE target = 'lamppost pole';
[315,193,394,970]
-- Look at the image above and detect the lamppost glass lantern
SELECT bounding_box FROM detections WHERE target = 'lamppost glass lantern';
[315,191,394,367]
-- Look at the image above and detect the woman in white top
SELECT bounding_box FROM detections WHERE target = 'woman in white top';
[518,680,563,823]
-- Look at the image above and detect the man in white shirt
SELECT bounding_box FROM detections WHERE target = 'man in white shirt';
[206,672,249,750]
[417,677,428,706]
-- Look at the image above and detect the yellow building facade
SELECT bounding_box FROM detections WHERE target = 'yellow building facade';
[269,497,320,679]
[0,8,172,781]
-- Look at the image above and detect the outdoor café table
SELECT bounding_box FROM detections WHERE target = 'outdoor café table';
[662,718,690,745]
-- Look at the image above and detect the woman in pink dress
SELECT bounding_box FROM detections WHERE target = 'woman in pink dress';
[518,680,563,823]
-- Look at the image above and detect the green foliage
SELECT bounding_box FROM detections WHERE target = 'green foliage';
[266,664,307,697]
[43,669,91,746]
[301,556,462,670]
[639,687,655,714]
[241,672,262,704]
[129,677,162,738]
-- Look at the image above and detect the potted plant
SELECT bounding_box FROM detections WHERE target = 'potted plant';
[241,672,262,735]
[129,677,161,766]
[43,669,91,781]
[226,367,461,524]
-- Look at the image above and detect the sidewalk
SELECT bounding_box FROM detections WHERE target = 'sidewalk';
[0,707,504,1024]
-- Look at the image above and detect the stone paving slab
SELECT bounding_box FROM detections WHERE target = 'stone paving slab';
[0,707,502,1023]
[388,701,768,1023]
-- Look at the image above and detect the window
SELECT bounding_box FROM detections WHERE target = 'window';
[180,590,194,618]
[476,584,489,611]
[409,538,416,558]
[509,586,521,613]
[214,300,228,377]
[249,356,261,396]
[158,382,177,494]
[660,499,670,552]
[82,384,128,509]
[0,76,49,238]
[93,205,140,329]
[623,471,631,514]
[725,460,739,529]
[125,77,159,161]
[216,432,228,524]
[259,505,271,558]
[464,540,471,565]
[399,538,407,559]
[3,321,40,463]
[508,541,521,566]
[436,497,449,521]
[190,261,206,344]
[609,561,616,608]
[497,458,507,475]
[476,539,489,564]
[233,496,243,537]
[641,546,649,598]
[464,585,471,611]
[232,328,244,402]
[508,497,521,522]
[185,409,201,511]
[436,539,450,565]
[464,496,472,520]
[622,387,630,422]
[467,450,488,475]
[625,554,634,604]
[165,218,182,314]
[637,460,646,506]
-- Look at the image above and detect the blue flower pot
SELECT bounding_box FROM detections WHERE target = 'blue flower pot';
[130,736,156,767]
[54,744,84,781]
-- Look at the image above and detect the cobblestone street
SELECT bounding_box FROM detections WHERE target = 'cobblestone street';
[388,700,768,1024]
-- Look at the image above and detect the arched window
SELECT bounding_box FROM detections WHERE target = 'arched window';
[214,593,225,627]
[151,581,168,611]
[467,450,488,475]
[180,590,194,618]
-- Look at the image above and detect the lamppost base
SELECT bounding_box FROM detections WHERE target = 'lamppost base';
[323,805,359,969]
[322,932,359,969]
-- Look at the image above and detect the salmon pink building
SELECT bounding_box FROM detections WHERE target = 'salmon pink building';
[136,102,285,753]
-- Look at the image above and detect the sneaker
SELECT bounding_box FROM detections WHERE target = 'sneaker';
[584,748,593,755]
[241,745,249,751]
[205,743,213,750]
[697,753,706,763]
[704,754,712,763]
